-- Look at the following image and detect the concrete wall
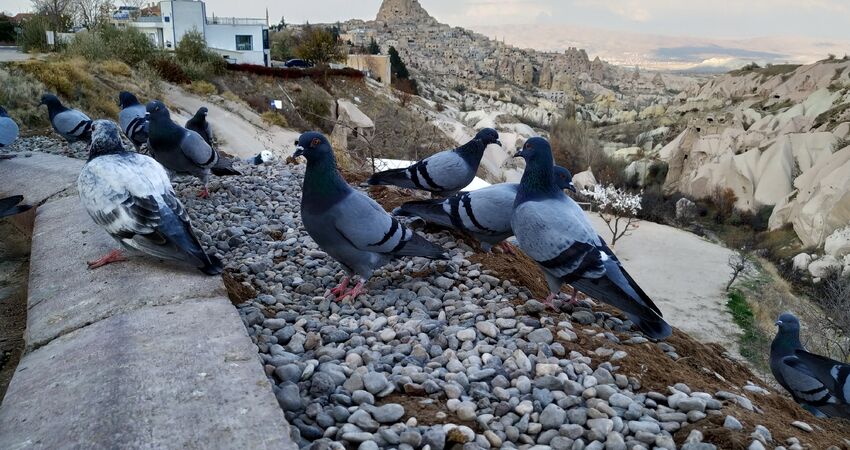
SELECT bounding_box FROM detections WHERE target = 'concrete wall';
[207,23,268,65]
[347,54,392,87]
[161,0,206,50]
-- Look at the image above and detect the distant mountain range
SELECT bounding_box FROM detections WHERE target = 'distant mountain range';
[471,24,850,72]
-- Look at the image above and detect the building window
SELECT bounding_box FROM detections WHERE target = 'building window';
[164,16,170,22]
[236,35,252,51]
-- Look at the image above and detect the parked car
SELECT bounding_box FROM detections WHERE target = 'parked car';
[284,59,312,68]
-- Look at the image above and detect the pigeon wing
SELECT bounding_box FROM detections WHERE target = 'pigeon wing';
[53,109,92,138]
[779,356,841,407]
[0,117,20,147]
[179,130,218,169]
[330,190,444,258]
[794,349,850,403]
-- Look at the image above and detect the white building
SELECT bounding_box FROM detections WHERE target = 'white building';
[120,0,270,66]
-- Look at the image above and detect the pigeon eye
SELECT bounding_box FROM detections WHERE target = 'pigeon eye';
[311,138,321,148]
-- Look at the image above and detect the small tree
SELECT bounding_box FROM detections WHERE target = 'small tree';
[726,250,749,291]
[387,46,409,79]
[581,184,642,246]
[74,0,115,29]
[270,29,296,61]
[367,37,380,55]
[294,25,345,64]
[32,0,76,32]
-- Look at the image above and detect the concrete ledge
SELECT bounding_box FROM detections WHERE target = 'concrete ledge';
[0,299,293,449]
[0,153,295,449]
[26,196,227,349]
[0,153,83,236]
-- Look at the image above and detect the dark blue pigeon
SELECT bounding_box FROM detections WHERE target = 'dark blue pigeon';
[185,106,241,176]
[771,312,850,418]
[77,119,222,275]
[40,94,92,143]
[510,137,671,340]
[118,91,148,150]
[0,195,31,218]
[0,106,20,147]
[146,100,219,198]
[295,131,446,300]
[367,128,501,196]
[395,165,576,253]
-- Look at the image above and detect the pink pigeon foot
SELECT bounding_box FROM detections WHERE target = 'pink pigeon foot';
[87,249,127,269]
[542,292,558,310]
[198,186,210,198]
[567,289,581,305]
[497,241,516,255]
[342,281,367,300]
[326,276,351,300]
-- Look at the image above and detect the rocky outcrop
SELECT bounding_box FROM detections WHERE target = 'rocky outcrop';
[770,144,850,247]
[376,0,435,23]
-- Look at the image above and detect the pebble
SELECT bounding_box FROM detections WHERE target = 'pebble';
[723,415,743,431]
[791,421,813,432]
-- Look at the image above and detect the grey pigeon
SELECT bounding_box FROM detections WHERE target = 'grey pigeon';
[146,100,219,198]
[185,106,242,177]
[118,91,148,150]
[0,106,20,147]
[77,119,223,275]
[0,195,31,218]
[396,165,576,252]
[367,128,501,196]
[510,137,671,340]
[295,131,446,300]
[40,94,92,143]
[771,312,850,418]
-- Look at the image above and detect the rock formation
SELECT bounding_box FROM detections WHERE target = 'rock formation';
[376,0,435,24]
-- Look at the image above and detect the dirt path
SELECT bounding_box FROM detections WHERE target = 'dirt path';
[587,215,743,358]
[162,83,300,160]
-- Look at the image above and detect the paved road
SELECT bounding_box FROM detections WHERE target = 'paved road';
[0,47,31,62]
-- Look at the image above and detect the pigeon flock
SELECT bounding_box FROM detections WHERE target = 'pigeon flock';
[2,91,849,431]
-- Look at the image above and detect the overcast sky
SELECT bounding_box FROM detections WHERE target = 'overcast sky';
[4,0,850,41]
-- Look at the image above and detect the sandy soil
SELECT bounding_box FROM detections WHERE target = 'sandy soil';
[162,83,300,160]
[586,215,742,357]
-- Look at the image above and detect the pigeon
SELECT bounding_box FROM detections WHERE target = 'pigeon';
[0,195,31,218]
[146,100,219,198]
[295,131,446,300]
[40,94,93,143]
[248,150,275,165]
[510,137,672,340]
[395,165,576,252]
[0,106,20,147]
[367,128,501,196]
[184,106,242,177]
[770,312,850,418]
[118,91,148,150]
[77,119,223,275]
[185,107,213,146]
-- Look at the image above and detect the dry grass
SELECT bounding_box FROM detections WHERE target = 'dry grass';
[11,56,166,129]
[97,60,132,78]
[260,111,289,128]
[185,80,218,96]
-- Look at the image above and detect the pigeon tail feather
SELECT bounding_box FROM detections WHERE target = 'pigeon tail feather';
[367,167,415,188]
[389,231,447,259]
[396,199,454,229]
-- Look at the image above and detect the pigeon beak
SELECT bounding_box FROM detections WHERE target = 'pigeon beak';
[293,145,305,157]
[775,320,783,326]
[495,139,502,147]
[514,148,524,158]
[567,182,577,193]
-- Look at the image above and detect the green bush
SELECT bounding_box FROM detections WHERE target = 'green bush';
[65,27,156,67]
[17,16,51,53]
[175,29,225,80]
[149,55,191,84]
